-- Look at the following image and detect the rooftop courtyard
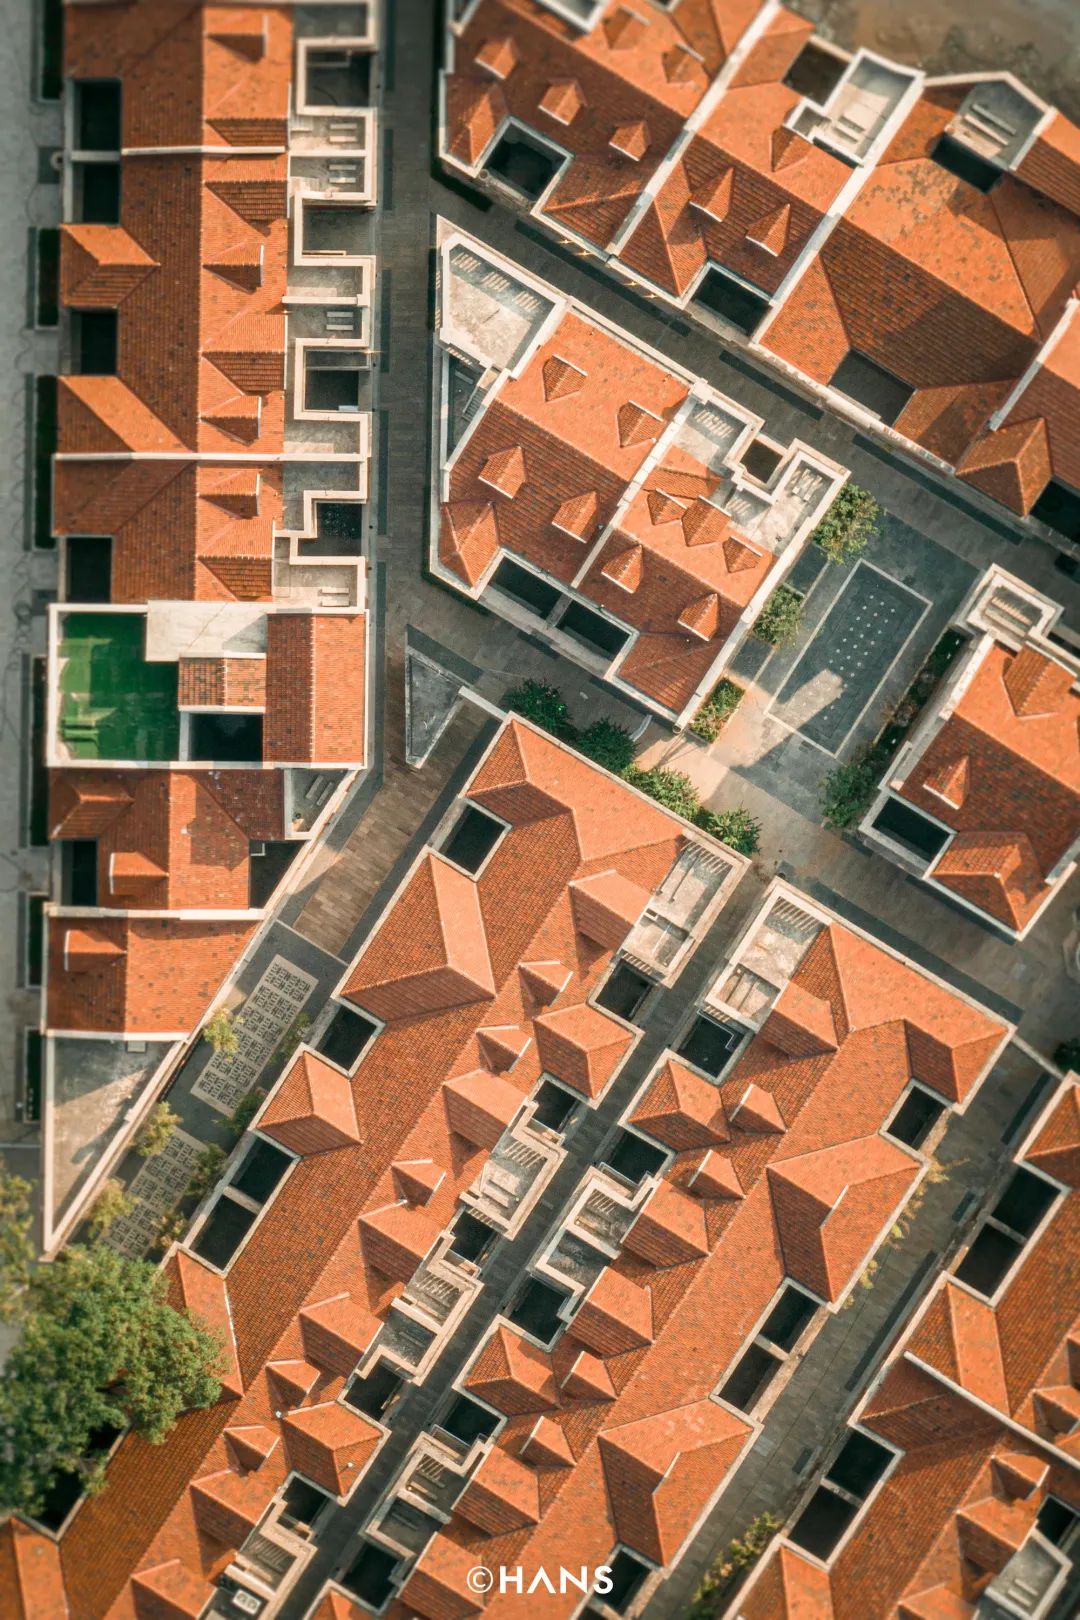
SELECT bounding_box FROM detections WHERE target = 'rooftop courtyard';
[58,613,180,762]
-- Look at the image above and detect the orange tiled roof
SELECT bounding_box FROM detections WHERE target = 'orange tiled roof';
[263,613,367,766]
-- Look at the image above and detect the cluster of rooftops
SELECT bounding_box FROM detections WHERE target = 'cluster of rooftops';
[11,0,1080,1618]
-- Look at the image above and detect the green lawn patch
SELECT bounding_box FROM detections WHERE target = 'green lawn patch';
[59,614,180,762]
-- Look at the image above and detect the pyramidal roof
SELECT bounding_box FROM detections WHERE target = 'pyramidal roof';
[631,1058,730,1152]
[259,1049,362,1156]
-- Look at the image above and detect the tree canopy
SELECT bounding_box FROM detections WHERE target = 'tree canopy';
[0,1174,34,1322]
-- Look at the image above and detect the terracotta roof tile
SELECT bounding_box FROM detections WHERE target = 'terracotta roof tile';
[465,1324,559,1415]
[263,613,367,766]
[260,1050,363,1156]
[442,1067,523,1148]
[456,1446,541,1533]
[630,1057,730,1152]
[533,1002,634,1097]
[572,1267,654,1355]
[281,1402,382,1495]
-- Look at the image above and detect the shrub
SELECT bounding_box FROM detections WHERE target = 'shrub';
[689,678,744,743]
[0,1174,34,1321]
[503,679,574,738]
[623,765,701,820]
[275,1012,311,1063]
[188,1143,227,1200]
[203,1008,242,1061]
[1055,1039,1080,1075]
[576,718,636,774]
[227,1088,266,1141]
[813,483,881,564]
[687,1513,782,1618]
[752,584,803,646]
[87,1179,133,1238]
[821,751,882,830]
[136,1101,179,1159]
[697,806,762,856]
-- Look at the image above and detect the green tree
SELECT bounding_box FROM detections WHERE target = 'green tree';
[576,718,635,774]
[203,1008,242,1061]
[0,1174,34,1322]
[86,1178,133,1238]
[813,483,881,564]
[752,584,803,646]
[503,679,575,738]
[136,1101,179,1159]
[0,1244,223,1516]
[622,765,702,820]
[820,751,882,830]
[696,806,762,856]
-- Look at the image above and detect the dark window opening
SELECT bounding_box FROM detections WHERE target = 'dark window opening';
[248,840,302,909]
[304,357,365,413]
[24,1032,43,1124]
[40,0,63,100]
[232,1138,291,1205]
[66,535,112,602]
[931,133,1000,193]
[305,47,372,108]
[449,1210,498,1264]
[30,657,49,841]
[871,795,950,861]
[75,80,121,151]
[279,1476,328,1533]
[677,1013,747,1078]
[439,1393,500,1447]
[300,499,364,556]
[302,204,360,257]
[1032,478,1080,543]
[345,1360,404,1421]
[191,1195,256,1270]
[190,711,262,763]
[825,1431,893,1498]
[790,1485,857,1559]
[25,895,46,988]
[887,1085,946,1150]
[602,1127,666,1187]
[955,1222,1024,1297]
[740,437,783,484]
[340,1542,400,1609]
[604,1551,652,1613]
[441,803,504,874]
[990,1166,1057,1240]
[759,1285,818,1353]
[72,309,117,375]
[719,1341,784,1413]
[34,378,58,549]
[318,1004,378,1070]
[491,557,561,618]
[557,599,629,659]
[693,266,770,335]
[830,350,914,427]
[74,161,121,224]
[36,226,60,327]
[486,128,563,200]
[783,40,848,103]
[532,1079,578,1133]
[1037,1497,1079,1548]
[507,1277,570,1346]
[63,838,98,906]
[594,961,654,1025]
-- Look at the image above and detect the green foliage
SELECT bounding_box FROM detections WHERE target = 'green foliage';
[1055,1039,1080,1075]
[136,1101,179,1159]
[623,765,701,820]
[752,584,804,646]
[227,1089,266,1141]
[813,483,881,564]
[275,1012,312,1063]
[820,751,883,830]
[203,1008,242,1061]
[86,1179,133,1238]
[503,680,574,737]
[0,1174,35,1322]
[188,1144,227,1200]
[0,1245,223,1515]
[575,718,636,774]
[689,678,744,743]
[687,1513,782,1617]
[696,806,762,856]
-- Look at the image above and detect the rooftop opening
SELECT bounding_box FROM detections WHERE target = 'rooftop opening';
[956,1164,1059,1298]
[74,80,121,151]
[61,838,98,906]
[1037,1497,1080,1549]
[438,1392,500,1447]
[955,1222,1025,1297]
[302,203,361,257]
[532,1078,578,1133]
[604,1551,652,1613]
[783,39,849,103]
[1032,478,1080,542]
[73,161,121,225]
[759,1285,818,1353]
[33,1421,122,1532]
[991,1165,1058,1239]
[677,1013,748,1079]
[886,1084,946,1150]
[190,712,263,763]
[601,1127,666,1186]
[440,803,504,874]
[190,1196,256,1270]
[719,1340,784,1413]
[830,350,914,426]
[279,1476,329,1534]
[59,613,180,762]
[790,1486,857,1559]
[345,1359,404,1420]
[71,309,117,376]
[231,1138,292,1205]
[931,132,1000,193]
[304,46,372,108]
[740,436,784,484]
[248,840,302,909]
[491,557,561,618]
[594,961,654,1025]
[318,1004,379,1070]
[449,1210,498,1264]
[693,267,770,336]
[65,535,111,603]
[871,796,951,861]
[301,499,364,556]
[507,1277,570,1345]
[557,599,630,659]
[825,1430,893,1497]
[303,349,367,412]
[485,127,563,200]
[340,1542,400,1609]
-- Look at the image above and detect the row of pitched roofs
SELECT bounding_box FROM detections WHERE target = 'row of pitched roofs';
[443,0,1080,531]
